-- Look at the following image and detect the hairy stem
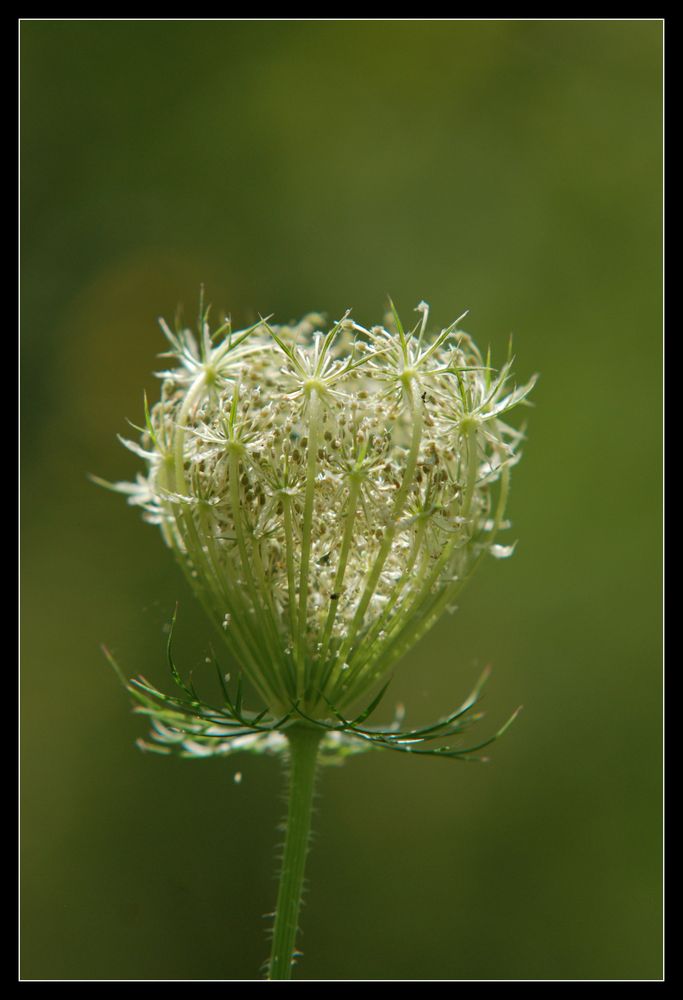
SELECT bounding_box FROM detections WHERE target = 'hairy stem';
[268,726,322,980]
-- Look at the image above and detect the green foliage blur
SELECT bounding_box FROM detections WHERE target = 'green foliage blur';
[21,20,662,981]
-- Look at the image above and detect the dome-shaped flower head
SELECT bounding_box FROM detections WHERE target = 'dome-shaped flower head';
[109,299,535,748]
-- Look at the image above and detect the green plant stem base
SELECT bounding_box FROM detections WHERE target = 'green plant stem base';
[268,725,322,980]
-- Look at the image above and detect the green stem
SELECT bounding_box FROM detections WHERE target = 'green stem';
[297,388,321,692]
[268,726,322,981]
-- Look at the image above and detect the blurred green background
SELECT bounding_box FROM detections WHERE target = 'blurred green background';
[21,20,662,981]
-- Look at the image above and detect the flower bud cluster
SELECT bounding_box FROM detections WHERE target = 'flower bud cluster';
[114,302,535,717]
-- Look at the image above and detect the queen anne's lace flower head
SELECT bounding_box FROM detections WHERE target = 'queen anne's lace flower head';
[107,300,535,757]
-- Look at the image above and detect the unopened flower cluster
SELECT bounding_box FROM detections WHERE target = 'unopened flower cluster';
[114,302,535,729]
